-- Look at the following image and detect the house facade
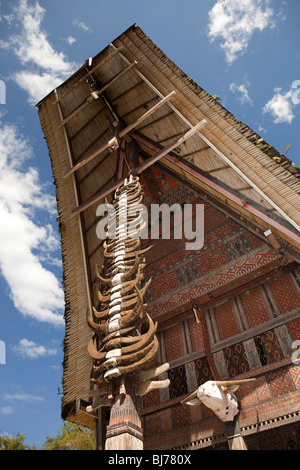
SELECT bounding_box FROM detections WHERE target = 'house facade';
[37,25,300,450]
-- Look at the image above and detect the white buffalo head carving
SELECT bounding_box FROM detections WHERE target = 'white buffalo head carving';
[181,379,256,423]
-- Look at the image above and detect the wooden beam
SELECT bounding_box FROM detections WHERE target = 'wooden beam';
[135,119,206,174]
[53,89,93,312]
[190,300,221,382]
[264,229,282,251]
[93,60,137,98]
[78,47,123,82]
[119,91,175,136]
[225,419,248,450]
[69,119,206,217]
[58,98,92,128]
[63,91,176,178]
[96,407,107,450]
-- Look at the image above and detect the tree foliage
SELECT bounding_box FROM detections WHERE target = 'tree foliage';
[0,432,36,450]
[1,422,96,450]
[43,421,96,450]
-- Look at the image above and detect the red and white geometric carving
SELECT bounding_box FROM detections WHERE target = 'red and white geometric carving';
[256,376,272,401]
[289,365,300,389]
[148,248,279,319]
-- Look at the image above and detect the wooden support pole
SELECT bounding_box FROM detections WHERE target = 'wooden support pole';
[58,98,92,127]
[94,60,137,98]
[225,417,247,450]
[135,119,206,174]
[115,139,126,181]
[63,91,176,179]
[105,375,143,450]
[69,119,206,217]
[96,407,107,450]
[53,89,93,309]
[190,299,220,382]
[118,90,176,138]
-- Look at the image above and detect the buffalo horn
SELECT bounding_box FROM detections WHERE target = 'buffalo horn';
[215,378,256,387]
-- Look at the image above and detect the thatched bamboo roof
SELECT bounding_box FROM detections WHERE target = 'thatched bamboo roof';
[37,25,300,428]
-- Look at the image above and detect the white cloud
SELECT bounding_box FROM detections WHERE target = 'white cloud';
[0,406,14,415]
[4,392,45,402]
[8,1,71,72]
[230,82,253,104]
[0,14,14,26]
[12,338,57,359]
[0,119,64,326]
[263,87,295,124]
[66,36,76,45]
[258,125,267,134]
[14,70,65,105]
[0,0,78,104]
[208,0,275,63]
[73,19,92,33]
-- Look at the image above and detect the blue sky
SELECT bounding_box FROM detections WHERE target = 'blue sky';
[0,0,299,448]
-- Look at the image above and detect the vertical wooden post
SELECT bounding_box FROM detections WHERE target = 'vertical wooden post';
[96,407,107,450]
[225,417,247,450]
[105,375,143,450]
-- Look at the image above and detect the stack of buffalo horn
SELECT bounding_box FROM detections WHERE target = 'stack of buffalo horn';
[87,175,159,387]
